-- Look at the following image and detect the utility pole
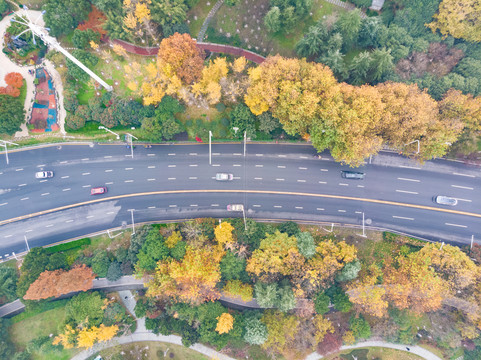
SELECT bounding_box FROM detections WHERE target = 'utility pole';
[244,131,247,157]
[242,206,247,231]
[471,235,474,250]
[0,140,19,165]
[209,131,212,165]
[24,235,30,252]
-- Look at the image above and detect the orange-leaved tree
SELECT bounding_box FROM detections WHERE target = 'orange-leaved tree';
[5,73,24,88]
[24,264,95,300]
[146,246,222,305]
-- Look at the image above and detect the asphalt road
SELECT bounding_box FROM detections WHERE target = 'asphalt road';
[0,143,479,257]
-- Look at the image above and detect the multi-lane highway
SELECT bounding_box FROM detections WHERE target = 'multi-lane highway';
[0,143,479,258]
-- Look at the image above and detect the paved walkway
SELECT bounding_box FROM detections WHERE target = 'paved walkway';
[306,341,444,360]
[197,0,224,41]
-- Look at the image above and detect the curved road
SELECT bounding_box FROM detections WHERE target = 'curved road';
[0,143,479,258]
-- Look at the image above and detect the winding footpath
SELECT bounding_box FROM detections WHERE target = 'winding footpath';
[197,0,224,41]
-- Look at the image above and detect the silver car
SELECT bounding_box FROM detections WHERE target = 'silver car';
[35,171,54,179]
[227,204,244,211]
[434,196,457,206]
[216,173,234,181]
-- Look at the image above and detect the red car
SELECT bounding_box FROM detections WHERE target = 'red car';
[91,186,107,195]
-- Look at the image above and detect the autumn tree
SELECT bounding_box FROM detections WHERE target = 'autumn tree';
[317,331,342,355]
[223,280,253,302]
[427,0,481,42]
[54,324,118,349]
[246,230,302,282]
[215,312,234,334]
[311,83,384,166]
[192,57,228,105]
[146,246,222,305]
[244,55,340,136]
[24,265,95,300]
[4,73,23,88]
[312,314,334,344]
[214,221,235,247]
[261,310,300,356]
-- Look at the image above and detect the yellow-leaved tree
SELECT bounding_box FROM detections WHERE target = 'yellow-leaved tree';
[215,312,234,334]
[214,221,235,247]
[192,58,229,105]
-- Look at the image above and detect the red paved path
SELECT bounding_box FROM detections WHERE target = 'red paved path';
[112,39,266,64]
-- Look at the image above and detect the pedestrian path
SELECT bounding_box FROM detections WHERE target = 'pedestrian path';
[197,0,224,41]
[324,0,368,18]
[306,341,444,360]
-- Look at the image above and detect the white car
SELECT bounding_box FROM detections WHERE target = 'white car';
[216,173,234,181]
[433,196,457,206]
[35,171,54,179]
[227,204,244,211]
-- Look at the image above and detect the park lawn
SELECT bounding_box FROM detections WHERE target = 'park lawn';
[186,0,215,37]
[91,341,209,360]
[325,347,424,360]
[176,104,231,140]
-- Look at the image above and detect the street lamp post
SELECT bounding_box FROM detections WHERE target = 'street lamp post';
[129,209,136,235]
[125,133,138,158]
[24,235,30,252]
[242,206,247,231]
[209,131,212,165]
[98,126,120,140]
[0,140,19,165]
[244,131,247,157]
[404,140,420,154]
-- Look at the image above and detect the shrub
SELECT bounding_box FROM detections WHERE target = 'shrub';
[106,261,122,281]
[244,316,268,345]
[45,238,91,254]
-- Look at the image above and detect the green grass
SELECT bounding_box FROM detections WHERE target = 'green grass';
[11,299,69,324]
[45,238,91,254]
[325,347,424,360]
[186,0,214,37]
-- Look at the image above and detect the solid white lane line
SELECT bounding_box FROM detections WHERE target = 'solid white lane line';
[4,235,12,238]
[295,206,303,209]
[189,153,197,155]
[37,164,46,167]
[256,154,263,156]
[317,208,325,211]
[148,206,156,209]
[455,198,472,202]
[21,197,29,201]
[168,153,175,156]
[397,177,420,182]
[398,165,421,170]
[148,166,155,169]
[453,172,475,178]
[104,156,112,159]
[339,183,349,186]
[211,204,219,207]
[300,156,308,159]
[396,190,418,194]
[40,180,48,183]
[233,164,242,167]
[125,167,133,170]
[189,164,198,167]
[357,185,365,188]
[212,164,220,167]
[445,223,467,228]
[62,188,71,191]
[338,210,346,212]
[233,153,242,156]
[105,169,113,172]
[274,205,282,208]
[253,205,261,207]
[147,178,156,181]
[45,224,54,228]
[168,178,176,180]
[82,185,91,188]
[254,177,263,180]
[212,153,220,155]
[190,204,198,207]
[66,219,74,223]
[106,212,115,215]
[41,193,50,196]
[355,211,362,214]
[16,168,23,171]
[106,182,114,185]
[299,167,307,170]
[189,177,198,180]
[86,215,94,219]
[61,175,69,179]
[168,165,176,167]
[25,230,33,233]
[278,165,286,168]
[276,178,285,181]
[60,161,68,164]
[319,181,327,184]
[82,172,90,176]
[321,169,328,172]
[147,154,155,156]
[451,185,473,190]
[255,165,263,167]
[125,180,134,183]
[393,216,414,220]
[19,183,26,187]
[169,205,177,207]
[297,179,306,182]
[81,158,89,161]
[278,155,286,158]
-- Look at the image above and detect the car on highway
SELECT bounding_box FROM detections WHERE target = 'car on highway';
[35,171,54,179]
[227,204,244,211]
[433,196,457,206]
[91,186,108,195]
[216,173,234,181]
[341,170,365,180]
